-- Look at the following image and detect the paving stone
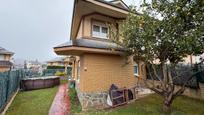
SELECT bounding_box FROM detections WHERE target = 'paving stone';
[49,84,70,115]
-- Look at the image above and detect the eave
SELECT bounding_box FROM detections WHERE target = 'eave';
[54,46,123,56]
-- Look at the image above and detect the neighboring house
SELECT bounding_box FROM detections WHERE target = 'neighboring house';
[0,47,14,72]
[26,60,42,71]
[54,0,145,110]
[47,56,74,74]
[181,54,204,65]
[47,57,67,67]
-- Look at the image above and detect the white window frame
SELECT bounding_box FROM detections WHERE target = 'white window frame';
[134,64,139,76]
[92,23,108,39]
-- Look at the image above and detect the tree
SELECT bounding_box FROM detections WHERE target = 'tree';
[110,0,204,112]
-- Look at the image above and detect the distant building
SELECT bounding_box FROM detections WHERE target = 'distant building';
[26,60,42,71]
[0,47,14,72]
[47,57,65,67]
[47,57,73,67]
[179,54,204,65]
[47,56,74,74]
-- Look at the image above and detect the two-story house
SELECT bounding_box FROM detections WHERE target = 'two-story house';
[0,47,14,72]
[54,0,145,110]
[47,57,73,67]
[47,57,66,67]
[47,56,73,74]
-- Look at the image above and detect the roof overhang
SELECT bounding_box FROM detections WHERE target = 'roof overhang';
[70,0,129,40]
[54,46,123,56]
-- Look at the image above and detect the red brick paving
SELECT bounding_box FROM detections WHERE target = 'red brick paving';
[49,83,70,115]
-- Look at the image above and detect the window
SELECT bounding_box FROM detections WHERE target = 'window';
[134,64,139,76]
[93,25,100,32]
[92,23,108,39]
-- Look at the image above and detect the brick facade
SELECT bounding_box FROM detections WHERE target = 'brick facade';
[72,53,146,109]
[79,54,139,92]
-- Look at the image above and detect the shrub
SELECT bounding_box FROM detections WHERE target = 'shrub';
[55,71,66,76]
[69,87,82,114]
[47,66,65,69]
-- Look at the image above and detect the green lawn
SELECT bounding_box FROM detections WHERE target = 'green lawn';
[75,94,204,115]
[6,86,58,115]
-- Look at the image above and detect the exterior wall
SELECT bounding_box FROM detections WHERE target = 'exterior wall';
[0,67,10,72]
[77,91,109,110]
[146,80,204,100]
[74,53,146,110]
[72,56,80,80]
[181,54,204,65]
[71,61,75,79]
[76,20,83,39]
[4,54,11,61]
[0,54,12,73]
[79,53,138,93]
[76,14,117,39]
[181,83,204,100]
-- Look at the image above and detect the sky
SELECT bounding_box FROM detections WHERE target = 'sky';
[0,0,143,62]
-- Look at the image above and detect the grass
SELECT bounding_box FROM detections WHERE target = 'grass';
[6,86,58,115]
[74,94,204,115]
[69,87,82,114]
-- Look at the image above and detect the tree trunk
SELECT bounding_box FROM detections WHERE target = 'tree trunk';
[163,95,173,112]
[163,103,171,112]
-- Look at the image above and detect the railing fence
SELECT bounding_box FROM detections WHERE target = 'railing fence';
[0,70,25,112]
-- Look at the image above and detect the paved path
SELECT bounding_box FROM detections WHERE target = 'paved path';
[49,83,70,115]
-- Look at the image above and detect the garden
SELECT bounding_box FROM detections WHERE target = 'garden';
[69,90,204,115]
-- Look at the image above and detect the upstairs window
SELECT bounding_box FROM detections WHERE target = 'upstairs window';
[92,22,108,39]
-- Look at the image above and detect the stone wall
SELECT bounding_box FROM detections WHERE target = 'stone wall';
[182,83,204,100]
[171,83,204,100]
[77,91,109,110]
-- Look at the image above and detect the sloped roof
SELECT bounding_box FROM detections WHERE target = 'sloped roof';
[47,57,65,63]
[55,39,123,51]
[0,47,14,55]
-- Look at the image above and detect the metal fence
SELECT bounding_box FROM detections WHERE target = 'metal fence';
[0,67,72,112]
[0,70,25,112]
[146,64,204,89]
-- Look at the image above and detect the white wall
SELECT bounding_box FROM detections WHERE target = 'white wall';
[0,55,4,60]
